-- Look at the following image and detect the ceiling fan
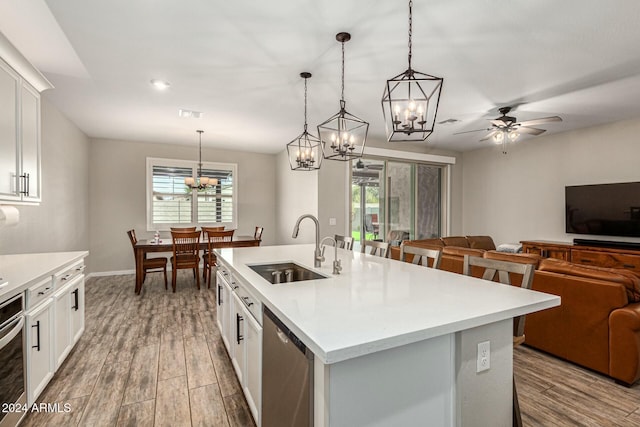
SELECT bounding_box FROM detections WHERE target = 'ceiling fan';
[455,106,562,142]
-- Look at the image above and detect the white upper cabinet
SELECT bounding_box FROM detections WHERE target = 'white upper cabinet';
[0,33,52,204]
[20,82,41,202]
[0,60,19,201]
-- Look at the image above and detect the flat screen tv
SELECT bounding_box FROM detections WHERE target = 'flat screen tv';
[566,182,640,237]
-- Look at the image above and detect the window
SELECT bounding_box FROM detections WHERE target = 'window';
[146,158,237,231]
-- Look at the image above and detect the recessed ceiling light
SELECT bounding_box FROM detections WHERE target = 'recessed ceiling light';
[178,109,203,119]
[150,79,170,90]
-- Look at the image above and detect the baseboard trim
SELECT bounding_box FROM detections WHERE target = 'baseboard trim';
[86,264,208,279]
[86,269,134,279]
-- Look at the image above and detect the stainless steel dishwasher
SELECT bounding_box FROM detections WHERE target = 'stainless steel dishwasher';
[262,306,314,427]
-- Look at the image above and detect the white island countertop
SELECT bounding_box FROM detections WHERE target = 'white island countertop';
[0,251,89,300]
[217,244,560,364]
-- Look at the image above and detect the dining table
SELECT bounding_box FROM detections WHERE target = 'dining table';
[133,234,261,294]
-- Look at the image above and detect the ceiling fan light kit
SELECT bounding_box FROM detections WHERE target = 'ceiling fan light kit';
[456,106,563,153]
[318,32,369,162]
[381,0,444,142]
[286,72,323,171]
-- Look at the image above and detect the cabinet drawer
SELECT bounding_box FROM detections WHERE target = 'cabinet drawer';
[523,244,570,260]
[53,260,85,288]
[571,250,640,273]
[25,277,54,310]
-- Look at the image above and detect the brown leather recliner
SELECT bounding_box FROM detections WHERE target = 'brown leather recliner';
[525,258,640,385]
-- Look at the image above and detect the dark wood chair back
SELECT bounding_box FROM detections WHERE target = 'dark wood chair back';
[127,229,138,251]
[335,235,354,250]
[204,229,234,242]
[171,226,197,232]
[254,226,264,240]
[399,243,442,269]
[171,230,201,261]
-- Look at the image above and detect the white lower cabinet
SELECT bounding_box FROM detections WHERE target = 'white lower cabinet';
[243,308,262,426]
[70,278,85,343]
[230,290,262,426]
[231,293,246,384]
[217,271,232,352]
[215,261,262,426]
[54,274,84,369]
[25,296,54,405]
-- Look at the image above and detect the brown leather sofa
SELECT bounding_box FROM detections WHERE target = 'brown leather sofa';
[525,258,640,386]
[389,235,496,272]
[393,238,640,385]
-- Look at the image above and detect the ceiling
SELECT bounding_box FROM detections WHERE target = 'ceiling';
[2,0,640,154]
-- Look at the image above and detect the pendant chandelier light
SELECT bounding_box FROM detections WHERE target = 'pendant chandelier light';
[381,0,444,142]
[318,32,368,162]
[185,130,218,189]
[286,72,323,171]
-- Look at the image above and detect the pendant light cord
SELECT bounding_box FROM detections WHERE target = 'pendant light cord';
[304,76,308,131]
[341,40,345,103]
[408,0,413,71]
[197,130,203,179]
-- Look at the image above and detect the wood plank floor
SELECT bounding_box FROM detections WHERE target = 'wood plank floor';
[21,272,640,426]
[21,271,255,427]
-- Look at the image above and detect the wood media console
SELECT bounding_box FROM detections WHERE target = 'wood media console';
[521,240,640,277]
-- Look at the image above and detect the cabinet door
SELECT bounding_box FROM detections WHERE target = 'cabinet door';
[231,293,246,385]
[70,278,85,343]
[220,280,232,352]
[20,82,41,202]
[26,298,54,405]
[0,60,19,201]
[54,281,73,369]
[244,311,262,426]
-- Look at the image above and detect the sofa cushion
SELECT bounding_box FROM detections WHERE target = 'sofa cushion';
[466,235,496,250]
[442,236,470,248]
[539,258,640,303]
[405,238,444,248]
[484,250,541,268]
[442,247,485,257]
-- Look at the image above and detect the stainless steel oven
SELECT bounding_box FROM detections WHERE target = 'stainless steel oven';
[0,293,26,427]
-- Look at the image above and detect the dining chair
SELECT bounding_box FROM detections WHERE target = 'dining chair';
[361,240,390,258]
[335,234,354,251]
[254,226,264,241]
[170,226,197,232]
[170,230,201,292]
[399,243,442,269]
[127,230,168,291]
[462,254,535,427]
[202,228,235,288]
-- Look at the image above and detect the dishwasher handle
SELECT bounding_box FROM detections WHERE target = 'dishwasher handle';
[264,305,309,355]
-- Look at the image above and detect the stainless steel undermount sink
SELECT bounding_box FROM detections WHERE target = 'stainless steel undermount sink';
[248,262,328,284]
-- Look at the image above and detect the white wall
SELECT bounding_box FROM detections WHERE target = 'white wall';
[89,138,277,273]
[0,97,90,256]
[275,149,318,244]
[461,117,640,246]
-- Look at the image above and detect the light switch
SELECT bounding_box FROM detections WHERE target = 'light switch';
[329,217,337,226]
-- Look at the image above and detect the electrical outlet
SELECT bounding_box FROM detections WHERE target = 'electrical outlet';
[329,217,337,226]
[477,341,490,373]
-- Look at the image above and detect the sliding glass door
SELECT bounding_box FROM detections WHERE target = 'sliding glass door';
[351,158,442,248]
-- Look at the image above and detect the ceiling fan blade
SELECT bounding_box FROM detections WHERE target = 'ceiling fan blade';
[453,128,491,135]
[490,120,507,127]
[517,126,546,136]
[517,116,562,127]
[480,131,498,141]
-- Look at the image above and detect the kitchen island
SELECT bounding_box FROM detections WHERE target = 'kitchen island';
[215,244,559,426]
